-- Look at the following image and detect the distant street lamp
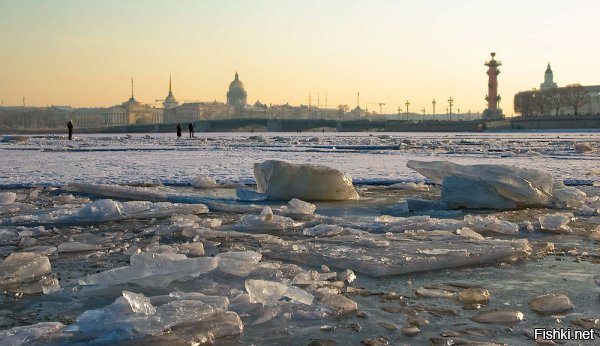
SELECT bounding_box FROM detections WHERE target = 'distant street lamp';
[421,107,426,115]
[432,99,436,116]
[405,100,410,121]
[448,97,454,121]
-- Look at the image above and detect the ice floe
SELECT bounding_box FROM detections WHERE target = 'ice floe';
[254,160,359,201]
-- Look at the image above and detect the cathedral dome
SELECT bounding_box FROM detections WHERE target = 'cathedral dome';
[227,72,247,107]
[228,72,246,92]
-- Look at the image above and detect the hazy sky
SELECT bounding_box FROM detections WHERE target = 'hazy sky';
[1,0,598,115]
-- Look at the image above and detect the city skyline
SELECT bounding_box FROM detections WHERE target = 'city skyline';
[1,0,598,115]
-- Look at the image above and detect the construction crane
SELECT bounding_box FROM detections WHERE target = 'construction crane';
[367,102,386,114]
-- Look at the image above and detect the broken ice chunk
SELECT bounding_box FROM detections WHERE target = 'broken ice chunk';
[0,252,52,286]
[78,199,123,219]
[574,142,593,153]
[539,213,573,233]
[178,242,205,257]
[0,322,64,346]
[553,187,587,208]
[79,252,218,288]
[236,188,267,201]
[316,292,357,314]
[192,175,218,188]
[464,215,519,235]
[253,160,359,201]
[122,291,156,315]
[407,160,554,208]
[303,224,344,237]
[245,279,313,305]
[455,227,484,240]
[216,251,262,276]
[0,192,17,204]
[286,198,316,215]
[233,208,296,231]
[442,175,516,210]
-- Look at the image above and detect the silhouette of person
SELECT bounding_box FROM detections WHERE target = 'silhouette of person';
[67,120,74,140]
[188,123,194,137]
[176,123,182,138]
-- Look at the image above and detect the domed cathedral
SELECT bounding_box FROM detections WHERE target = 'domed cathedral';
[540,63,558,91]
[226,72,247,108]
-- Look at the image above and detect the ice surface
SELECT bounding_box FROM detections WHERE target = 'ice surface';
[192,175,219,188]
[245,279,314,305]
[0,192,17,204]
[57,241,99,253]
[0,322,64,346]
[408,160,555,208]
[254,160,359,201]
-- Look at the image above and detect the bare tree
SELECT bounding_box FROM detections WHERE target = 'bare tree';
[545,89,566,116]
[563,84,590,115]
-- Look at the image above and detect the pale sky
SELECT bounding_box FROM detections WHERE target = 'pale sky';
[0,0,598,115]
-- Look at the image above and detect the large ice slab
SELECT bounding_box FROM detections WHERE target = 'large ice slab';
[5,199,208,225]
[79,251,218,288]
[408,160,555,208]
[254,160,359,201]
[263,233,532,277]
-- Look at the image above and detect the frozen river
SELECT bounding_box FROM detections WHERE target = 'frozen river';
[0,132,599,345]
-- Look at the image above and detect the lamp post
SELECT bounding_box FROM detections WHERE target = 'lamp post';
[405,100,410,121]
[448,97,454,121]
[432,99,436,116]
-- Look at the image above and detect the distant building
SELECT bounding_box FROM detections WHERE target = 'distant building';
[226,72,247,108]
[163,102,234,124]
[72,80,162,127]
[162,75,179,111]
[513,63,600,116]
[540,63,558,91]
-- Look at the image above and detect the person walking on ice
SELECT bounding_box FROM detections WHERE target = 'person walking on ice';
[188,123,194,137]
[67,120,74,140]
[176,123,182,138]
